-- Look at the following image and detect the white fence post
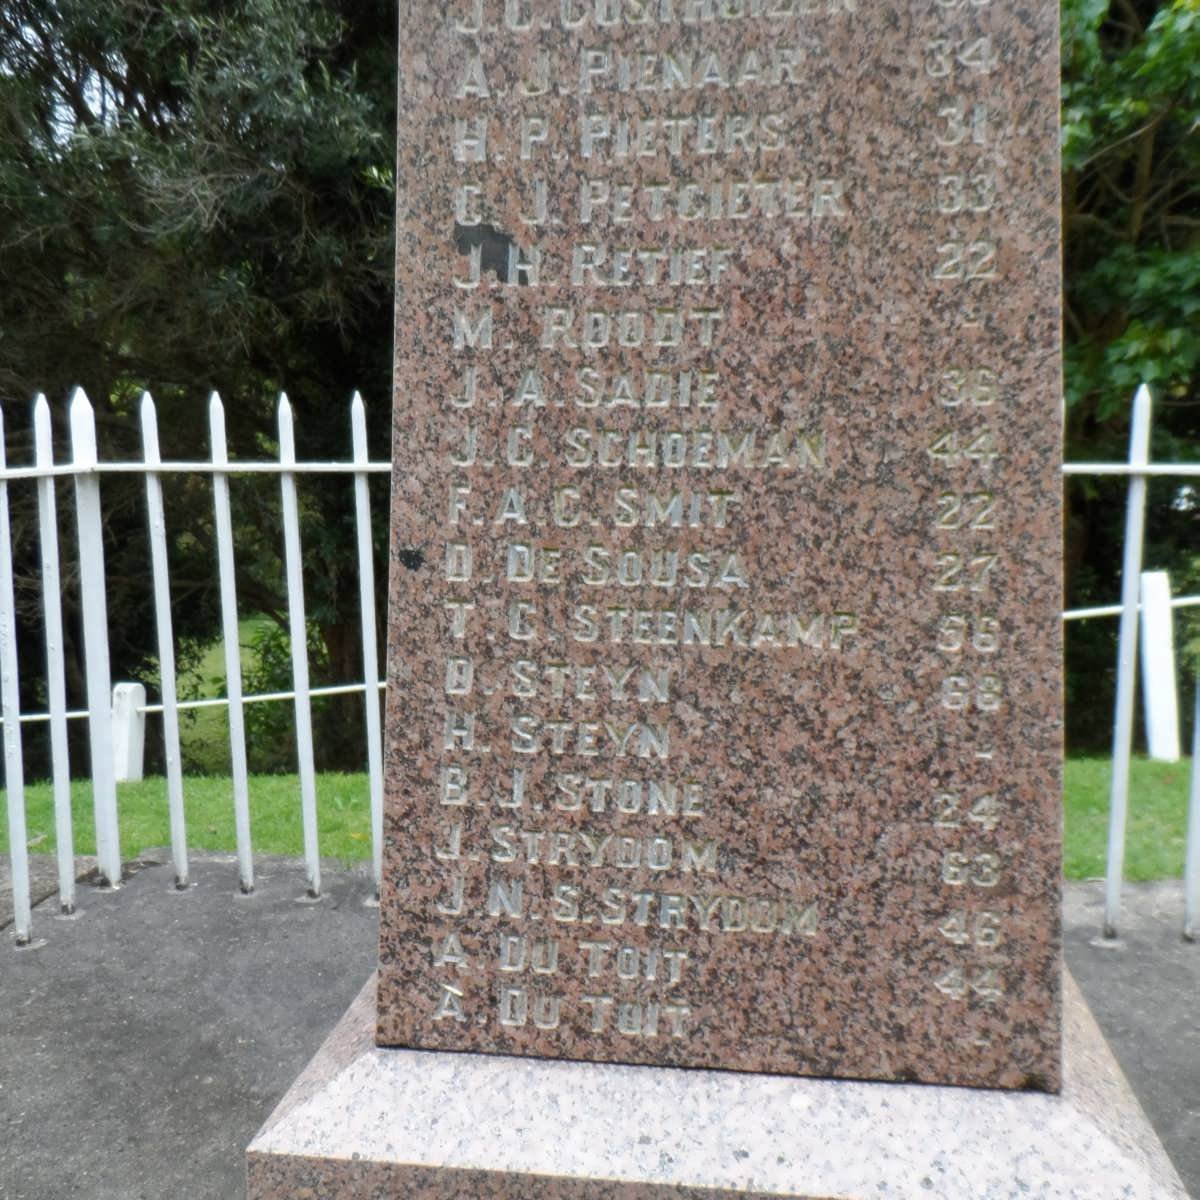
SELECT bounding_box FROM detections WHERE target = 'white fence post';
[33,395,76,913]
[141,393,188,886]
[351,394,384,894]
[69,389,121,888]
[111,683,147,783]
[1138,571,1180,762]
[0,408,33,945]
[279,396,321,898]
[1185,676,1200,941]
[210,393,254,894]
[1103,384,1152,938]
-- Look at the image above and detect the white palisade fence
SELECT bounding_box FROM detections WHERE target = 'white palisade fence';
[1,383,1199,946]
[1,389,388,945]
[1061,385,1200,939]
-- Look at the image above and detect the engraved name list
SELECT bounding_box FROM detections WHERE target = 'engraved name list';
[380,0,1063,1089]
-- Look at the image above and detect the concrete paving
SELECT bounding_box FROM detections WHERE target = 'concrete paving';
[0,852,97,930]
[0,855,1196,1200]
[1062,880,1200,1195]
[1,853,379,1200]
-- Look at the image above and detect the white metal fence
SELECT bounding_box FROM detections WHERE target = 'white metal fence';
[1062,386,1200,939]
[2,388,388,946]
[2,384,1199,947]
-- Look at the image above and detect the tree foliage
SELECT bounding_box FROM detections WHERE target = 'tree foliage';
[1062,0,1200,430]
[0,0,396,771]
[0,0,395,404]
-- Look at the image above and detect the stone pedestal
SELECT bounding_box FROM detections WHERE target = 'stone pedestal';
[246,972,1187,1200]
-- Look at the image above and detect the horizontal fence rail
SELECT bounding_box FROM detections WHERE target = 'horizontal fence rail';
[0,461,393,480]
[2,384,1198,947]
[0,681,388,725]
[1065,597,1200,621]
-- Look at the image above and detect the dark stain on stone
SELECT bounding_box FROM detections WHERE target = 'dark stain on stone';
[398,548,424,570]
[453,222,528,285]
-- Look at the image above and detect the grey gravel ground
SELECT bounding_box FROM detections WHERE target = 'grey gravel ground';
[0,854,1196,1200]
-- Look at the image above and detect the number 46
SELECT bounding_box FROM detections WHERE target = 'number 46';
[938,910,1003,947]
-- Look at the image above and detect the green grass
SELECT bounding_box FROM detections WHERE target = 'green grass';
[1062,756,1192,881]
[1,757,1193,880]
[178,615,274,775]
[1,773,373,863]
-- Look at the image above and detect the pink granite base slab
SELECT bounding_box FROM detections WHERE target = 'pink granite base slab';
[245,974,1187,1200]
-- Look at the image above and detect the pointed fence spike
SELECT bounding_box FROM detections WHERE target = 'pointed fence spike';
[33,395,54,468]
[69,388,121,885]
[208,388,253,891]
[350,393,368,461]
[278,394,319,895]
[278,394,296,465]
[140,390,187,886]
[69,388,97,468]
[33,395,52,472]
[140,392,161,463]
[0,404,33,944]
[209,393,229,465]
[349,390,384,891]
[1103,384,1154,938]
[32,392,76,912]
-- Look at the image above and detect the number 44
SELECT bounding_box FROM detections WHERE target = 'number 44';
[928,428,998,466]
[934,966,1004,1003]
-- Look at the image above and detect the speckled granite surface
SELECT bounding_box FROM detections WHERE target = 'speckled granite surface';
[380,0,1063,1088]
[246,972,1187,1199]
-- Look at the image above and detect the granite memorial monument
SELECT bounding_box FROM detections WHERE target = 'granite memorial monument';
[247,3,1189,1194]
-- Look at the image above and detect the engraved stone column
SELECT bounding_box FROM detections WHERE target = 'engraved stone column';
[377,0,1061,1089]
